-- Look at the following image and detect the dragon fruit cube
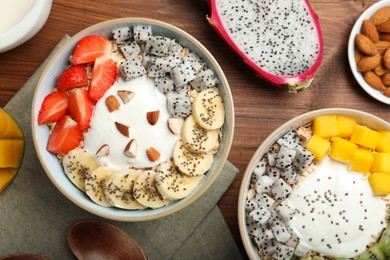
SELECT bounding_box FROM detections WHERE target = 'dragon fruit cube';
[271,221,291,243]
[271,178,292,200]
[276,130,302,149]
[293,144,315,172]
[133,25,152,43]
[272,244,295,260]
[119,41,141,61]
[191,69,219,92]
[118,58,146,81]
[249,205,272,225]
[145,35,171,57]
[170,60,198,87]
[255,193,275,209]
[255,175,274,193]
[267,166,280,182]
[280,164,299,185]
[183,52,205,73]
[166,91,192,117]
[251,158,267,183]
[154,76,175,94]
[274,201,296,222]
[112,27,132,43]
[275,145,297,168]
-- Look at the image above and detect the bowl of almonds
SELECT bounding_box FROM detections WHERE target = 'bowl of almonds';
[348,0,390,104]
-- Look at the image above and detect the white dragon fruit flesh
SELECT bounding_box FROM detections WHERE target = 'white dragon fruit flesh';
[207,0,323,91]
[272,244,295,260]
[275,145,297,168]
[112,27,132,43]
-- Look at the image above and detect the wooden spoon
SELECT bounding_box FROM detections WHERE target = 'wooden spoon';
[0,255,49,260]
[68,220,147,260]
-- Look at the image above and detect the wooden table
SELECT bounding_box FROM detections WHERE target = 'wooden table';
[1,0,389,257]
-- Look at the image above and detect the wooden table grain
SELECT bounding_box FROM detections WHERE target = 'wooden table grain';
[1,0,389,257]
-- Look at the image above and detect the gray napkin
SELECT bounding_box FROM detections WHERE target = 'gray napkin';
[0,36,243,259]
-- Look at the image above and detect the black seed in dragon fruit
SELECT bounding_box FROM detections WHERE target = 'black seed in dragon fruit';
[277,130,302,149]
[166,91,192,117]
[251,157,267,183]
[271,221,292,243]
[272,244,295,260]
[145,35,171,57]
[275,145,297,168]
[280,164,299,185]
[293,144,315,172]
[190,69,219,92]
[170,60,198,87]
[271,178,292,200]
[255,193,275,210]
[255,175,274,193]
[118,58,146,81]
[154,76,175,95]
[183,52,205,73]
[133,25,152,43]
[249,205,272,225]
[119,41,141,61]
[267,166,280,182]
[112,27,132,43]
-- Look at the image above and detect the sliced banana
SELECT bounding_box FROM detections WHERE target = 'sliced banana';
[62,147,100,192]
[156,159,204,200]
[133,170,170,209]
[85,166,118,207]
[181,114,219,153]
[103,169,146,210]
[172,139,214,177]
[192,87,225,130]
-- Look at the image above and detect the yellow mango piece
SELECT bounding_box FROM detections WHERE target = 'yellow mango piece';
[0,139,24,168]
[312,115,340,139]
[368,171,390,196]
[305,134,331,162]
[337,115,357,138]
[376,131,390,153]
[350,124,379,149]
[329,137,358,163]
[0,108,23,139]
[349,148,374,173]
[371,153,390,173]
[0,168,18,192]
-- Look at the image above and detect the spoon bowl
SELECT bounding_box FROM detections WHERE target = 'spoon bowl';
[68,220,147,260]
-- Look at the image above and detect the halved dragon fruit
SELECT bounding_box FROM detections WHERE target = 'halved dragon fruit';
[207,0,323,91]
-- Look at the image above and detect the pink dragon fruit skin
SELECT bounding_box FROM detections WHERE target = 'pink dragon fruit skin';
[207,0,324,91]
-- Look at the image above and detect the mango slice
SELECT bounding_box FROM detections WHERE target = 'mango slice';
[350,124,379,149]
[349,148,374,174]
[0,168,18,192]
[312,115,340,139]
[0,139,24,168]
[330,137,358,163]
[376,131,390,153]
[0,108,23,139]
[337,115,357,138]
[368,171,390,196]
[305,134,331,163]
[371,153,390,173]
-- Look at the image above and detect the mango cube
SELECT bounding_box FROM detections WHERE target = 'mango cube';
[337,115,357,138]
[349,148,374,173]
[368,171,390,196]
[0,139,24,168]
[376,131,390,153]
[305,134,331,162]
[313,115,340,139]
[0,168,18,192]
[350,124,379,149]
[371,153,390,173]
[330,137,358,163]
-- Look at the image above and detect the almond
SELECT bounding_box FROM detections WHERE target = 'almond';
[124,139,137,158]
[358,54,381,72]
[374,41,390,55]
[355,48,363,64]
[115,122,130,137]
[363,71,385,90]
[384,48,390,69]
[146,146,160,162]
[382,87,390,97]
[105,95,120,112]
[167,117,184,135]
[96,144,110,157]
[370,6,390,26]
[117,90,134,104]
[379,33,390,42]
[374,64,390,77]
[146,110,160,125]
[377,19,390,33]
[382,73,390,86]
[355,34,378,56]
[362,19,379,43]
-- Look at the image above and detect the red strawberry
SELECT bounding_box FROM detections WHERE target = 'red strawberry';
[56,65,88,92]
[68,88,94,130]
[46,115,83,154]
[71,35,112,65]
[89,57,117,101]
[38,91,69,125]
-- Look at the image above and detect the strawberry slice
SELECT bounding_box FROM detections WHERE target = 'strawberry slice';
[46,115,83,154]
[56,65,88,92]
[68,88,94,130]
[89,57,117,101]
[38,91,69,125]
[72,35,112,65]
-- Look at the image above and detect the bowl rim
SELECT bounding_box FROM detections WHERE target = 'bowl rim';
[0,0,52,53]
[237,108,390,259]
[31,17,235,221]
[347,0,390,105]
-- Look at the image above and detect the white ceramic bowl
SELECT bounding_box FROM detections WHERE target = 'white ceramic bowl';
[348,0,390,105]
[31,18,234,221]
[0,0,52,53]
[238,108,390,259]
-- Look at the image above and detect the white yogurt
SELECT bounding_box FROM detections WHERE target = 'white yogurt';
[286,156,387,258]
[0,0,37,33]
[84,75,179,169]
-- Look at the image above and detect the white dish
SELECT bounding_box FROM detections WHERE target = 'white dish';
[348,0,390,105]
